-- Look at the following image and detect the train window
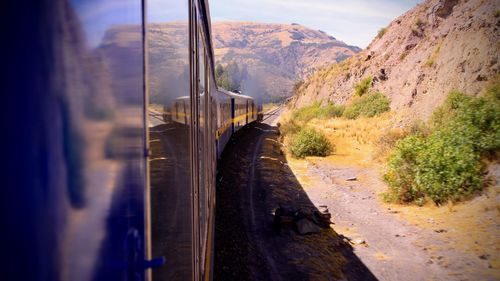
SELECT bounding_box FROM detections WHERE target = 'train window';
[147,0,193,280]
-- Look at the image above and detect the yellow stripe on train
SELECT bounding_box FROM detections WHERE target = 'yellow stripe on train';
[215,111,258,140]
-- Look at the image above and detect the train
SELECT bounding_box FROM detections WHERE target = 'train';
[165,89,261,157]
[2,0,260,280]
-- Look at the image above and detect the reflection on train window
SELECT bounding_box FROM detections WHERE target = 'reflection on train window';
[147,0,192,279]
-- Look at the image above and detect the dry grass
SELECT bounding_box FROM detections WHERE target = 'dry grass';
[305,112,396,167]
[387,186,500,273]
[281,108,500,279]
[262,103,278,113]
[279,108,402,167]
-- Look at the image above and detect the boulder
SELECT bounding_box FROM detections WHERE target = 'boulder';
[296,218,321,235]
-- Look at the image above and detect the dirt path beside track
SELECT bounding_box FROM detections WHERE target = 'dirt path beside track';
[214,109,376,281]
[286,157,500,281]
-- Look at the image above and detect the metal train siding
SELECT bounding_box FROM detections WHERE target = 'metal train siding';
[165,90,257,158]
[1,0,259,280]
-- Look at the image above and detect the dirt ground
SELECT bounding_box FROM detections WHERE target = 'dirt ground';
[282,114,500,281]
[214,109,377,281]
[214,108,499,280]
[288,157,499,281]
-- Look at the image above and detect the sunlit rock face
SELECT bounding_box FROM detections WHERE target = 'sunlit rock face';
[290,0,500,121]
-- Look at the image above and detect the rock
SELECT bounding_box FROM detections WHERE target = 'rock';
[352,238,366,246]
[476,74,487,81]
[345,177,357,181]
[435,0,459,18]
[434,229,447,233]
[478,254,489,260]
[379,68,388,81]
[312,210,333,228]
[296,218,321,235]
[273,206,297,232]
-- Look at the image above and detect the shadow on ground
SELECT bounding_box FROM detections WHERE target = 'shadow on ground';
[214,121,377,281]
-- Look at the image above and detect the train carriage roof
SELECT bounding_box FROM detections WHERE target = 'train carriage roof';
[217,88,253,100]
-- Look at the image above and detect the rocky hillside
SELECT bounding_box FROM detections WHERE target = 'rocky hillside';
[290,0,500,120]
[211,22,360,100]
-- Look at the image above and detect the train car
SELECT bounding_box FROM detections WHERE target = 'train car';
[166,90,258,159]
[214,89,257,157]
[2,0,259,280]
[146,0,260,280]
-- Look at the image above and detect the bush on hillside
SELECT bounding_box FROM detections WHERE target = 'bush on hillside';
[343,92,390,119]
[384,89,500,204]
[279,119,301,137]
[291,102,345,122]
[292,102,322,121]
[318,103,345,119]
[377,28,387,39]
[289,128,333,158]
[354,76,373,97]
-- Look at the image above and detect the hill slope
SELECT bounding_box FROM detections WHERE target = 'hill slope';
[290,0,500,120]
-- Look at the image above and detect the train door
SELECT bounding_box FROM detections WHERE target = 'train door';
[231,98,235,134]
[246,100,249,124]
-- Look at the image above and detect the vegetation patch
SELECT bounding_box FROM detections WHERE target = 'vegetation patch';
[377,27,387,39]
[278,118,301,137]
[354,76,373,97]
[215,61,246,92]
[291,102,345,122]
[415,18,425,27]
[343,92,391,119]
[293,80,304,95]
[289,127,333,158]
[384,87,500,205]
[399,51,409,61]
[424,42,442,68]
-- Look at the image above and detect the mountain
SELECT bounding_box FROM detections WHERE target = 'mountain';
[289,0,500,120]
[211,22,361,100]
[95,22,360,103]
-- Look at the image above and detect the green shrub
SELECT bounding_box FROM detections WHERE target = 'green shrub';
[289,128,333,158]
[291,102,345,122]
[424,43,441,68]
[383,135,426,202]
[354,76,373,97]
[415,18,425,27]
[293,80,304,94]
[279,119,301,137]
[384,89,500,204]
[292,102,322,121]
[377,28,387,39]
[318,103,345,119]
[343,92,390,119]
[429,90,471,128]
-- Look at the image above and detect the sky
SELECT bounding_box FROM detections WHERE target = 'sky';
[210,0,422,48]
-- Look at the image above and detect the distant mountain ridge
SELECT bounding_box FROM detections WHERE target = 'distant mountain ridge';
[96,21,361,103]
[212,22,361,100]
[290,0,500,120]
